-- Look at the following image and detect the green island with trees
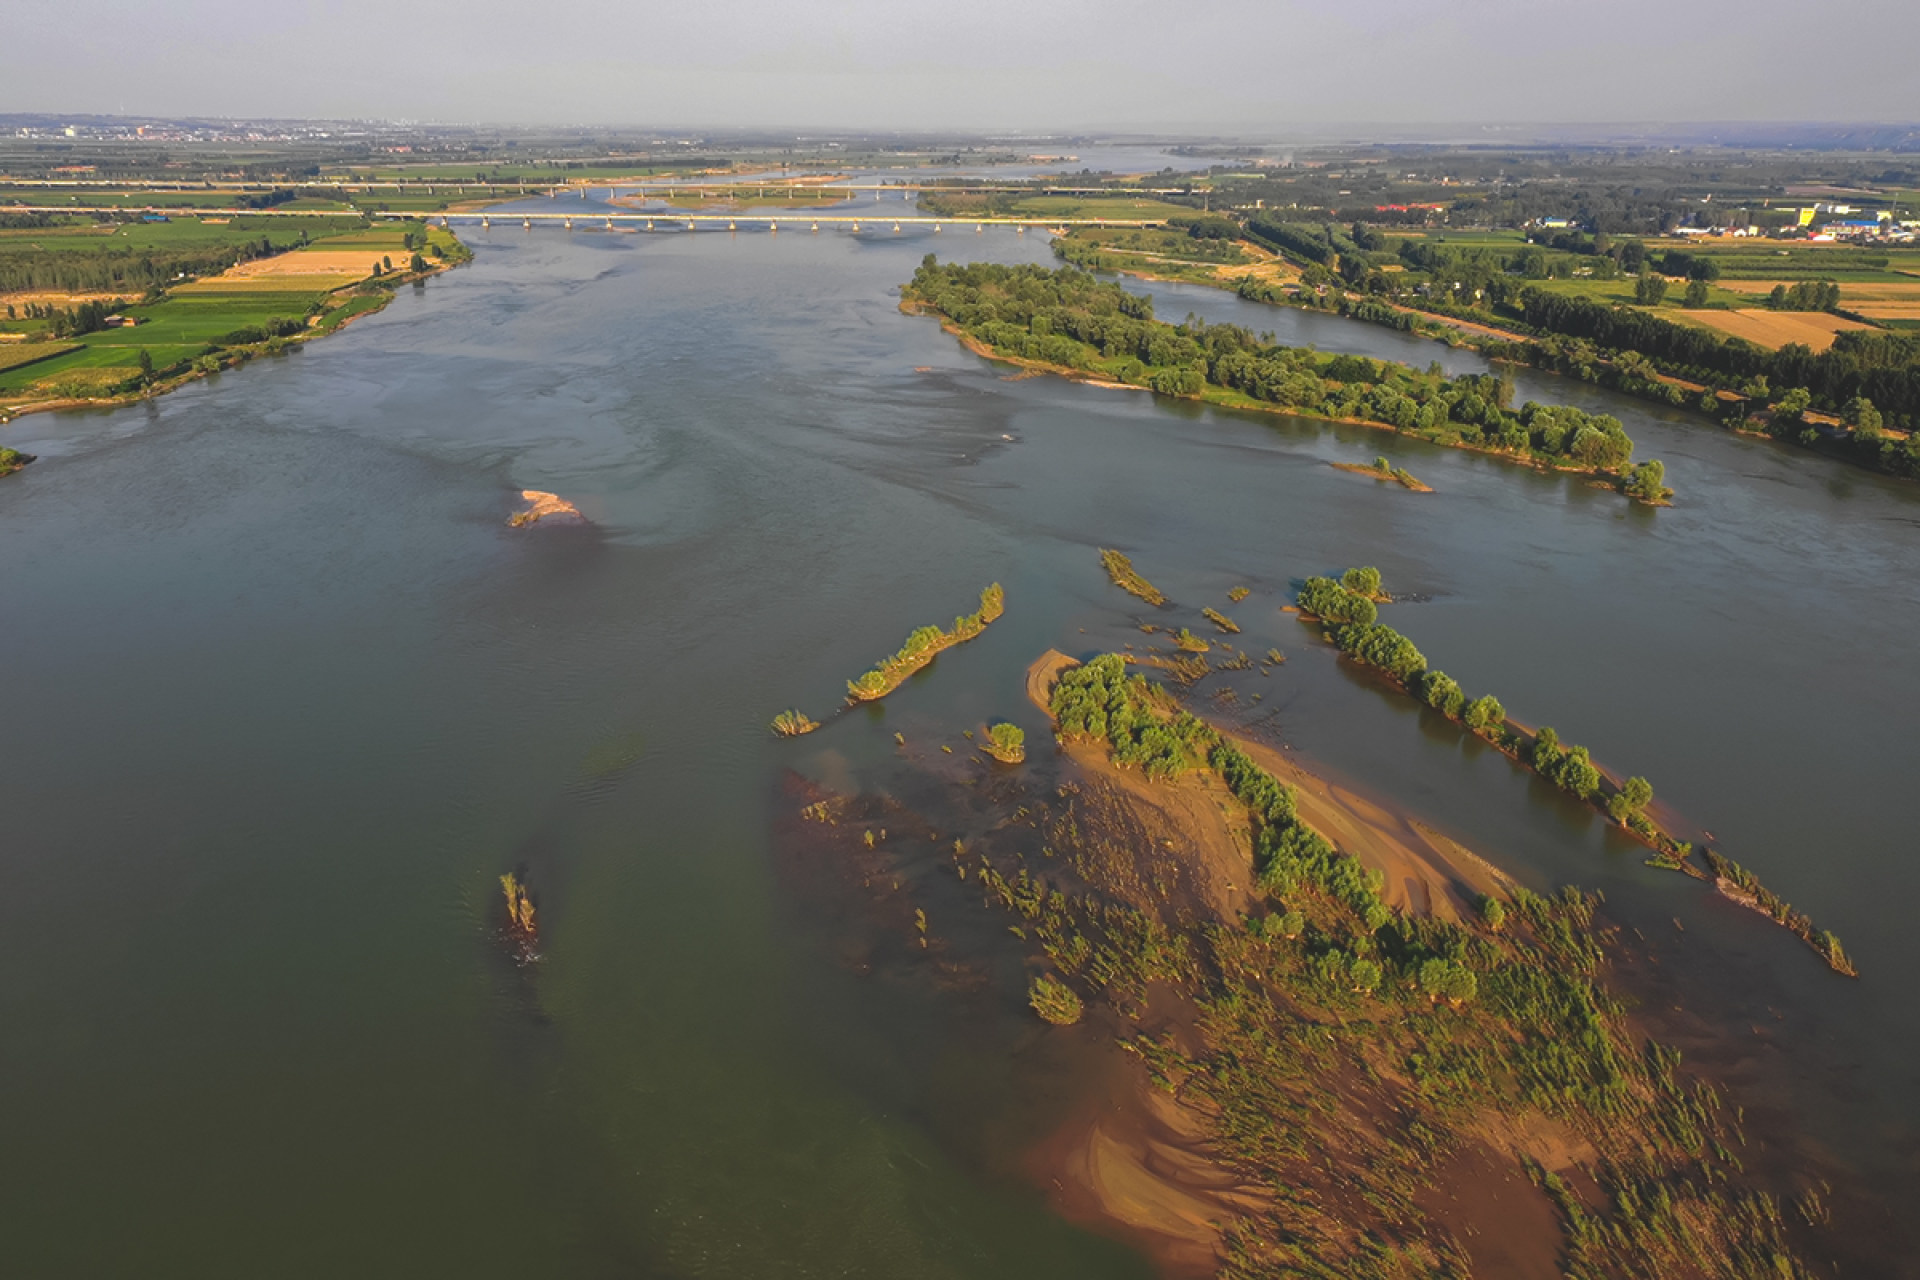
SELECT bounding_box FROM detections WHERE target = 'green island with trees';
[950,651,1834,1277]
[904,259,1673,504]
[845,583,1005,702]
[1294,570,1853,976]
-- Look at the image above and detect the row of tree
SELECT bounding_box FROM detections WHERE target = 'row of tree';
[909,260,1668,495]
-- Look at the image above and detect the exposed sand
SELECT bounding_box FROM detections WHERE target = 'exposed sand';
[1024,651,1510,924]
[1034,1065,1267,1279]
[508,490,583,527]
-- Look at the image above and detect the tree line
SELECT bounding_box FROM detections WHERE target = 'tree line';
[1295,570,1853,976]
[907,259,1670,500]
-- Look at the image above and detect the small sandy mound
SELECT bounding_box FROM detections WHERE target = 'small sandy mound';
[508,490,583,527]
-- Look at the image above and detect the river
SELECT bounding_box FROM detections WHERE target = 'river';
[3,178,1916,1275]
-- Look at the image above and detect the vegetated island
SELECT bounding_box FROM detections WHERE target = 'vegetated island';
[1100,548,1167,606]
[1295,569,1854,976]
[499,871,538,963]
[0,446,33,478]
[979,721,1026,764]
[1332,454,1432,492]
[771,709,820,737]
[846,583,1004,703]
[845,649,1834,1278]
[903,259,1674,505]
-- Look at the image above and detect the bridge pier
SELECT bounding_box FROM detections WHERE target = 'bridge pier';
[523,218,531,229]
[810,222,819,232]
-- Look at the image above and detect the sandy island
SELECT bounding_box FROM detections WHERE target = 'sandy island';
[507,490,583,527]
[1020,650,1530,1269]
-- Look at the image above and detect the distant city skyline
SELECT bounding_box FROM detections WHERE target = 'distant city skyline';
[8,0,1919,131]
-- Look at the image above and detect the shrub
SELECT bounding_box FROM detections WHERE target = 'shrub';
[1029,974,1084,1025]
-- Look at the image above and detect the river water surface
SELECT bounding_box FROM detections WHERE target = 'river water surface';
[4,188,1918,1276]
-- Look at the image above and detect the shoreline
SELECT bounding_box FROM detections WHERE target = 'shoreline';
[0,245,470,428]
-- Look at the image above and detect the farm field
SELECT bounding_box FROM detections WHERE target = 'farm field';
[0,341,79,373]
[1,215,449,402]
[1664,307,1874,351]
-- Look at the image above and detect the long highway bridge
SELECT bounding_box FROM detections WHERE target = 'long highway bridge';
[3,205,1170,232]
[0,178,1193,198]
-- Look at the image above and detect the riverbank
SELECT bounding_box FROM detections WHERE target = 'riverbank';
[0,230,471,428]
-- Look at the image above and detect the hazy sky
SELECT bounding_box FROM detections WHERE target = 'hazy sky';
[9,0,1918,131]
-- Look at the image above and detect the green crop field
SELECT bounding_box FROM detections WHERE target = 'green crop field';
[0,341,79,373]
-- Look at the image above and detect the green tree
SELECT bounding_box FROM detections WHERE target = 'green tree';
[1683,279,1709,308]
[1844,396,1883,440]
[1478,895,1507,931]
[136,348,154,383]
[1463,695,1505,734]
[1531,726,1562,771]
[1607,776,1654,824]
[1340,566,1383,598]
[1634,272,1669,306]
[1624,459,1668,502]
[1420,670,1466,718]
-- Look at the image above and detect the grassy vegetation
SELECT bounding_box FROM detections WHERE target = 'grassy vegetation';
[1297,570,1853,976]
[845,584,1005,702]
[967,652,1832,1276]
[1098,548,1168,606]
[771,709,820,737]
[1334,455,1432,491]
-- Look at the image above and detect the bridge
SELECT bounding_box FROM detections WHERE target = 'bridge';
[0,178,1192,199]
[3,205,1169,233]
